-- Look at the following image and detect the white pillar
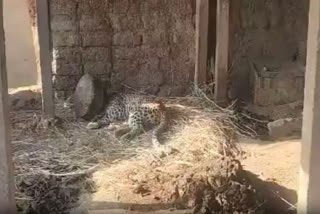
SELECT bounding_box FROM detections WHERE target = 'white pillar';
[0,0,17,212]
[298,1,320,213]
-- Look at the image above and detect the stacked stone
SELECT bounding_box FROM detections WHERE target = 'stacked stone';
[50,0,195,98]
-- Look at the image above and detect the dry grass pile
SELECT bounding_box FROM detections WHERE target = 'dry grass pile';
[12,96,162,214]
[93,96,266,213]
[11,88,267,214]
[13,115,96,214]
[11,98,113,214]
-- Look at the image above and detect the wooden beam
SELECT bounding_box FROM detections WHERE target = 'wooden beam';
[207,0,217,62]
[214,0,229,106]
[194,0,209,86]
[298,1,320,213]
[36,0,54,118]
[0,0,17,212]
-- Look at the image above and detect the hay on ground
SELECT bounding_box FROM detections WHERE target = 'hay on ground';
[11,90,265,214]
[93,98,265,213]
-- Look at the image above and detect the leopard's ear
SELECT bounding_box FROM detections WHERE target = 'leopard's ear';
[154,99,165,110]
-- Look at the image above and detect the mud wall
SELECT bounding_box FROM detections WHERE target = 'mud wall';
[229,0,309,102]
[4,0,38,88]
[50,0,195,98]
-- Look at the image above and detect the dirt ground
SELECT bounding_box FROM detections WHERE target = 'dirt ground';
[87,139,300,213]
[241,138,300,192]
[87,137,301,213]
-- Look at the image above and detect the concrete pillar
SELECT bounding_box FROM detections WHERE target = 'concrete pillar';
[0,0,17,212]
[298,0,320,213]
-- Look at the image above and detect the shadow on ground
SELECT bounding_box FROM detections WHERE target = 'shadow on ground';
[245,170,297,214]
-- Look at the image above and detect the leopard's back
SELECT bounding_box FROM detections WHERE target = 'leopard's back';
[126,100,167,145]
[129,102,165,128]
[88,93,168,145]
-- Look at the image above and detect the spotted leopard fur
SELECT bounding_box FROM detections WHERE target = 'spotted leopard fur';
[87,93,167,146]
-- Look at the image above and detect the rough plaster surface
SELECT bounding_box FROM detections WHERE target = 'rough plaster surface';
[50,0,195,98]
[4,0,38,88]
[48,0,309,101]
[229,0,309,103]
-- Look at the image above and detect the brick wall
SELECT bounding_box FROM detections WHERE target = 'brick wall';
[50,0,195,98]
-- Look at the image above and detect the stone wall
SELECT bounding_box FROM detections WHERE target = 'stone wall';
[228,0,309,102]
[50,0,195,98]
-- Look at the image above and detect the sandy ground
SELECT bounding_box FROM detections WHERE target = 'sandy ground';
[88,138,301,213]
[241,138,300,192]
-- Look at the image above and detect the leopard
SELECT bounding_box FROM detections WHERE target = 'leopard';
[86,93,167,146]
